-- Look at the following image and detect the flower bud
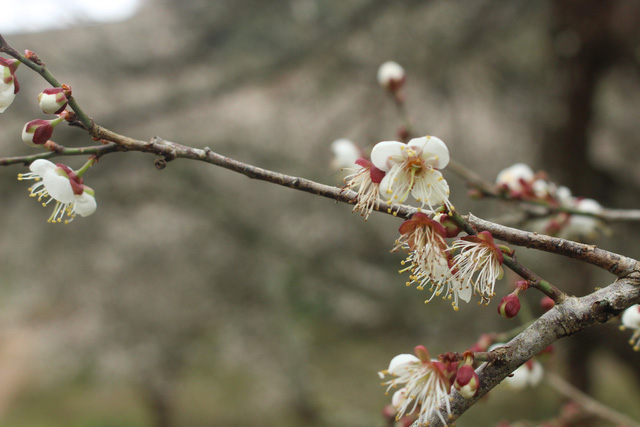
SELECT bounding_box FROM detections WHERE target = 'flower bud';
[377,61,405,92]
[38,87,70,114]
[498,293,521,319]
[540,296,555,312]
[22,118,63,146]
[0,57,20,113]
[454,364,479,398]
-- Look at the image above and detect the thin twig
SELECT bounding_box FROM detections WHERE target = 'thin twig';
[545,373,640,427]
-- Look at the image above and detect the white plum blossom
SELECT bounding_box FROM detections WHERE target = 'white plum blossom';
[559,198,603,241]
[330,138,362,170]
[450,231,504,305]
[495,163,534,193]
[0,57,20,113]
[620,304,640,351]
[371,136,451,210]
[504,360,544,390]
[379,346,452,426]
[395,213,471,310]
[343,158,385,220]
[18,159,97,223]
[377,61,405,91]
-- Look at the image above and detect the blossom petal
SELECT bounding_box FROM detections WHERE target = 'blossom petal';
[75,192,97,217]
[388,354,419,374]
[410,168,450,208]
[29,159,57,175]
[379,165,412,203]
[42,170,75,203]
[409,136,450,169]
[370,140,404,172]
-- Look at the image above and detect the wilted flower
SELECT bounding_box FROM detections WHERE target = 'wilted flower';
[377,61,405,92]
[379,346,452,426]
[343,158,385,220]
[38,86,70,114]
[620,304,640,351]
[450,231,504,305]
[0,57,20,113]
[371,136,451,210]
[395,213,471,310]
[18,159,97,223]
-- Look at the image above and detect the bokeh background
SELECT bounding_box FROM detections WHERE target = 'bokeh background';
[1,0,640,426]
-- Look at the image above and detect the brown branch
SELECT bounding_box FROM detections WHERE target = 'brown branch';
[429,277,640,426]
[468,214,640,277]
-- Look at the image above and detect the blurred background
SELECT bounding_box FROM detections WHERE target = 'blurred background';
[0,0,640,426]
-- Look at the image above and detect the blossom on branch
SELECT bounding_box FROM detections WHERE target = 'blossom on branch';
[371,136,451,210]
[0,57,20,113]
[38,86,70,114]
[450,231,504,305]
[496,163,534,194]
[395,213,471,310]
[343,158,385,220]
[18,159,97,223]
[330,138,362,170]
[620,304,640,351]
[379,346,453,426]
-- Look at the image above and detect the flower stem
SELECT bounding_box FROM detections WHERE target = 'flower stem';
[75,156,97,177]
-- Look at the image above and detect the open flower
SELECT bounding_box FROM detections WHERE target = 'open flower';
[450,231,504,305]
[379,346,452,426]
[371,136,451,209]
[0,57,20,113]
[343,158,385,220]
[620,304,640,351]
[18,159,96,223]
[395,213,471,310]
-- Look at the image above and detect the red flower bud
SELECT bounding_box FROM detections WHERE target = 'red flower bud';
[454,364,479,398]
[498,293,521,319]
[540,296,555,312]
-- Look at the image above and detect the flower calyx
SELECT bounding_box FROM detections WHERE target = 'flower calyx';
[453,351,479,399]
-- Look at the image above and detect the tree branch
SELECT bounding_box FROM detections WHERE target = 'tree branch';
[429,277,640,426]
[468,214,640,277]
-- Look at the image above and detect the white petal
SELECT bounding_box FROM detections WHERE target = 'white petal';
[388,354,419,374]
[410,136,450,169]
[410,169,450,207]
[0,86,15,113]
[504,364,529,390]
[370,140,404,172]
[576,198,602,214]
[391,388,408,410]
[29,159,57,175]
[622,305,640,329]
[42,170,75,203]
[330,138,361,169]
[527,361,544,386]
[74,192,97,217]
[496,163,534,191]
[377,61,405,87]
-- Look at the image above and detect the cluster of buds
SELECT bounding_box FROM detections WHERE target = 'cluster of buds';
[379,346,479,426]
[395,213,507,310]
[495,163,604,241]
[0,57,20,113]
